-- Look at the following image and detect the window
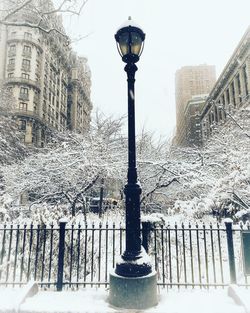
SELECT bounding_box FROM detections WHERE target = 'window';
[21,73,30,79]
[23,45,31,52]
[19,102,27,110]
[221,94,225,106]
[22,59,30,67]
[24,32,32,40]
[11,32,16,37]
[23,45,31,56]
[19,87,29,100]
[8,72,14,78]
[219,108,223,121]
[20,87,29,95]
[214,107,218,123]
[7,58,15,70]
[231,82,236,107]
[243,65,248,95]
[19,120,26,130]
[226,89,230,104]
[236,73,241,95]
[9,45,16,54]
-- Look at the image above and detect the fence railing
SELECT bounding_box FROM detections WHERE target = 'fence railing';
[0,220,249,290]
[142,221,247,288]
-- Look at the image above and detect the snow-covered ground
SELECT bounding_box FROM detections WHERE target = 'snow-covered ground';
[0,287,247,313]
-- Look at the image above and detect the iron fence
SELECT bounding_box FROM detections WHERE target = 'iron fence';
[0,220,249,290]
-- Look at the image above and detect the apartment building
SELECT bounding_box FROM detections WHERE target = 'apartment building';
[175,65,216,146]
[0,1,92,147]
[184,94,207,147]
[200,26,250,142]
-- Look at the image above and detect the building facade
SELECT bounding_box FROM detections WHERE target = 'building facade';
[0,2,92,147]
[200,26,250,143]
[184,94,207,147]
[175,65,216,146]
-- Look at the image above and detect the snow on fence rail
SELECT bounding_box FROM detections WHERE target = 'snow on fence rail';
[0,220,249,289]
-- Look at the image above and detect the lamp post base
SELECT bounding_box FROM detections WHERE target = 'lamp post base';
[109,270,158,310]
[115,248,153,277]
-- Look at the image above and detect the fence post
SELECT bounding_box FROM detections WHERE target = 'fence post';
[142,221,151,253]
[225,219,237,284]
[57,219,67,291]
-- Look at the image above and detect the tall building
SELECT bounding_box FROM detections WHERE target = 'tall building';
[175,65,216,145]
[0,0,92,147]
[200,26,250,143]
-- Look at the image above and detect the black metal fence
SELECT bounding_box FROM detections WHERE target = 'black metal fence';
[0,220,249,289]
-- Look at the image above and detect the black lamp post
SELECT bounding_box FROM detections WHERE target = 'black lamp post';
[114,17,152,278]
[109,18,157,309]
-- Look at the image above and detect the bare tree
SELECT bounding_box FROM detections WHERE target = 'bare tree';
[1,113,127,215]
[0,81,27,165]
[0,0,88,38]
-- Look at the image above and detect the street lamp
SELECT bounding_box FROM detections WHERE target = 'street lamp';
[114,16,151,277]
[109,17,157,310]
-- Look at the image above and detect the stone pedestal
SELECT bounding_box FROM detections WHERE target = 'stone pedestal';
[109,270,158,310]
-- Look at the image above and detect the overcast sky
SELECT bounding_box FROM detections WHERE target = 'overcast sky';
[63,0,250,139]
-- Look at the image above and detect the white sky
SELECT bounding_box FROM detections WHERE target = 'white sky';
[63,0,250,139]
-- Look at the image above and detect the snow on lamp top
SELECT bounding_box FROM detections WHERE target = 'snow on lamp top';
[115,16,145,63]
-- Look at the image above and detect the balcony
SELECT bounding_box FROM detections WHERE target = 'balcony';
[5,77,41,91]
[7,35,43,52]
[22,51,32,58]
[19,93,29,101]
[13,109,44,124]
[7,64,15,71]
[21,65,31,72]
[8,51,16,57]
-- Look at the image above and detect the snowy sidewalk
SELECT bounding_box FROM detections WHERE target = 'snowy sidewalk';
[0,287,248,313]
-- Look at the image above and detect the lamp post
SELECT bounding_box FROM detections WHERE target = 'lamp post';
[114,16,151,278]
[109,17,157,310]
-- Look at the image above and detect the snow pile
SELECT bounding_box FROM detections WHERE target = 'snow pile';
[0,288,244,313]
[0,288,23,311]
